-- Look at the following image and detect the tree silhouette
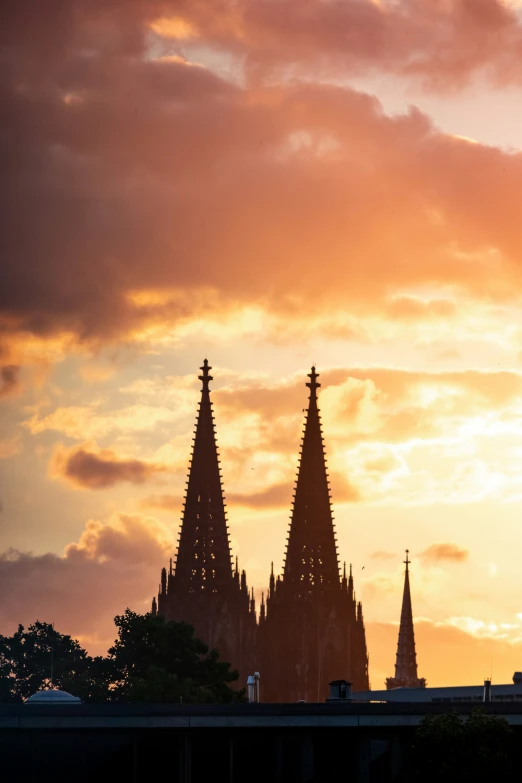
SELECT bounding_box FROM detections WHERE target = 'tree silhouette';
[0,621,98,702]
[107,609,245,703]
[0,612,245,704]
[404,708,514,782]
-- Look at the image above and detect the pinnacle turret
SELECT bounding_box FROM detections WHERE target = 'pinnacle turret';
[386,550,426,690]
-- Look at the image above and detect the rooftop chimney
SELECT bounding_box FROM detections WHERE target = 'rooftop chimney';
[326,680,352,702]
[247,672,260,703]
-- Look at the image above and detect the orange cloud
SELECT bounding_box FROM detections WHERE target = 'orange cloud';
[149,0,522,91]
[0,435,21,460]
[0,365,20,399]
[419,543,469,563]
[367,618,522,689]
[370,550,397,561]
[5,8,522,369]
[49,444,169,489]
[0,513,173,654]
[228,481,292,510]
[140,493,182,511]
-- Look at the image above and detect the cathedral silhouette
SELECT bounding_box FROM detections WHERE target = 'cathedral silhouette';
[152,360,370,702]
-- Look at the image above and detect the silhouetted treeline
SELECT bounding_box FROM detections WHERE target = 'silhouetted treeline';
[400,708,514,783]
[0,610,245,703]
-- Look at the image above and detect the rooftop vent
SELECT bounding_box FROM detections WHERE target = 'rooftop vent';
[326,680,352,702]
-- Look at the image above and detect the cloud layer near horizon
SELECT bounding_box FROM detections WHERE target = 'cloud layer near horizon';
[0,514,172,652]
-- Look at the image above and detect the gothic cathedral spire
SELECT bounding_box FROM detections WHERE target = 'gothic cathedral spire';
[386,550,426,689]
[174,359,233,591]
[155,360,256,681]
[283,367,340,595]
[261,367,369,701]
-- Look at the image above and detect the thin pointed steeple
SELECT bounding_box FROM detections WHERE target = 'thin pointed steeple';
[173,359,233,592]
[386,550,426,689]
[283,367,339,596]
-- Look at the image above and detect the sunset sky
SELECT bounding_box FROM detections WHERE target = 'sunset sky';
[5,0,522,689]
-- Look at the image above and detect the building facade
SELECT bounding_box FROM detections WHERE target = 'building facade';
[153,362,369,700]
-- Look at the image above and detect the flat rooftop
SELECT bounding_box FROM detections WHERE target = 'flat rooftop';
[3,701,522,729]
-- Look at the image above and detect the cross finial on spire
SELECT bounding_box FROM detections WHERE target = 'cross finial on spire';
[306,366,321,400]
[404,549,410,572]
[199,358,213,391]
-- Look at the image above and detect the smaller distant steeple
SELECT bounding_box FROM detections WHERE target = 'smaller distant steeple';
[386,550,426,690]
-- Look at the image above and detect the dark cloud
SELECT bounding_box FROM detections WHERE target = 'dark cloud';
[154,0,522,89]
[228,481,292,509]
[0,365,21,399]
[50,444,168,489]
[0,513,172,653]
[419,543,469,563]
[3,0,522,365]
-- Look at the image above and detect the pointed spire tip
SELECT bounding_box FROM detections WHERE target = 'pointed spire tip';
[199,358,213,390]
[306,366,321,399]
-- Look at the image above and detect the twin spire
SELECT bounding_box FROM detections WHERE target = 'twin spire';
[174,359,234,592]
[283,365,340,596]
[174,360,358,604]
[155,360,369,697]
